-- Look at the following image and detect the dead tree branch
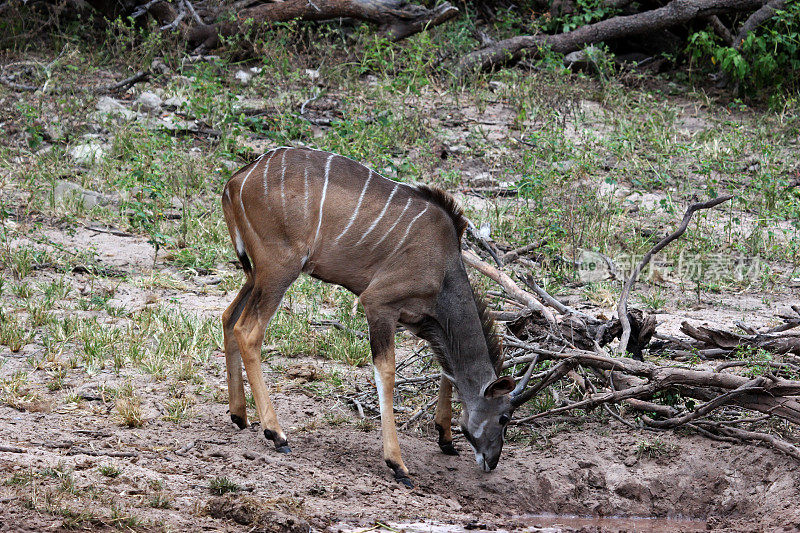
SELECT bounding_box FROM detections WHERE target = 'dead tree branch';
[617,194,733,355]
[462,249,558,327]
[458,0,765,74]
[734,0,786,49]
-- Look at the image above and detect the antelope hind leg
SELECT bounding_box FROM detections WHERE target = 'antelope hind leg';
[434,376,459,455]
[234,280,295,453]
[222,280,253,429]
[367,312,413,488]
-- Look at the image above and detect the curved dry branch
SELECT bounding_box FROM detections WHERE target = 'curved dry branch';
[617,194,733,355]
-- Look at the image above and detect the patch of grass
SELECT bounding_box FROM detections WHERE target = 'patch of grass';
[163,396,193,423]
[115,396,145,428]
[635,437,678,459]
[98,464,121,478]
[209,476,240,495]
[0,310,30,352]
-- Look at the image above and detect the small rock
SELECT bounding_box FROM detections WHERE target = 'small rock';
[577,250,616,283]
[235,70,253,85]
[68,143,108,166]
[623,454,638,467]
[163,95,188,110]
[134,91,163,114]
[243,451,257,460]
[44,123,65,142]
[95,96,137,121]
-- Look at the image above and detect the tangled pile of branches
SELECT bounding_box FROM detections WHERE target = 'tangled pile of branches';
[386,194,800,461]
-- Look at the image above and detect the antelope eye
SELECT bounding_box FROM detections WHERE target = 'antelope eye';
[499,414,510,425]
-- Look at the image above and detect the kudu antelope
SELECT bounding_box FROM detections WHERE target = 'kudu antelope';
[221,147,516,487]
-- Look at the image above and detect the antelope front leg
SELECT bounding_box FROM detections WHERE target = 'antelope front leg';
[233,286,292,453]
[368,316,413,488]
[434,376,458,455]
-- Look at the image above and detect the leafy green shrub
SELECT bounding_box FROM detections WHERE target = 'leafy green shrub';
[687,3,800,94]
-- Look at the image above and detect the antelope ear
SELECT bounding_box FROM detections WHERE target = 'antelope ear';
[483,376,515,398]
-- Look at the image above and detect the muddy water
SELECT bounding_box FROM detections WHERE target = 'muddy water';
[334,515,707,532]
[520,514,707,532]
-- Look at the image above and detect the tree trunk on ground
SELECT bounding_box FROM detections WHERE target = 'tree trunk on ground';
[89,0,458,49]
[458,0,766,74]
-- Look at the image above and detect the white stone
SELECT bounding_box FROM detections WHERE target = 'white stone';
[578,250,616,283]
[68,142,108,166]
[234,70,252,85]
[95,96,137,121]
[134,91,163,113]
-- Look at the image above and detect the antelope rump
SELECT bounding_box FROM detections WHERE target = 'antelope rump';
[221,147,515,487]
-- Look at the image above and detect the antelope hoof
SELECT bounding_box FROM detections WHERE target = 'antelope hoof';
[264,429,290,453]
[230,414,247,429]
[395,474,415,489]
[439,441,459,456]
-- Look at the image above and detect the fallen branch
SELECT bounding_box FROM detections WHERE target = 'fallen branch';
[462,249,557,326]
[617,194,733,355]
[698,422,800,460]
[734,0,786,49]
[458,0,764,74]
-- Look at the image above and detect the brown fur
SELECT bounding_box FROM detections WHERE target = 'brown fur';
[414,184,469,240]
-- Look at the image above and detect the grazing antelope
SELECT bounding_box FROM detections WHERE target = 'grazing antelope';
[221,147,515,487]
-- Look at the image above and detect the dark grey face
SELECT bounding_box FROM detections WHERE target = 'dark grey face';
[461,376,514,472]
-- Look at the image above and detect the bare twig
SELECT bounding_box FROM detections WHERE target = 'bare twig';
[462,249,557,326]
[698,422,800,460]
[617,194,733,354]
[310,319,367,339]
[401,397,438,429]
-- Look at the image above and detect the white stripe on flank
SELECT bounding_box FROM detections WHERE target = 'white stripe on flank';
[238,154,264,215]
[335,169,373,243]
[390,204,428,256]
[279,149,288,216]
[356,184,398,245]
[373,197,412,248]
[303,152,310,219]
[260,149,281,200]
[313,154,335,246]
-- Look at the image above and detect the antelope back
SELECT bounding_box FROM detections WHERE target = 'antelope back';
[223,147,461,295]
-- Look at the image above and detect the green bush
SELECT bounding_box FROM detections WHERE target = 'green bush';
[687,3,800,95]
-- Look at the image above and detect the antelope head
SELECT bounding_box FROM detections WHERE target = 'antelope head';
[459,375,515,472]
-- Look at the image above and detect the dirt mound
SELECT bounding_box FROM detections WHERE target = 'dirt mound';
[205,494,310,532]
